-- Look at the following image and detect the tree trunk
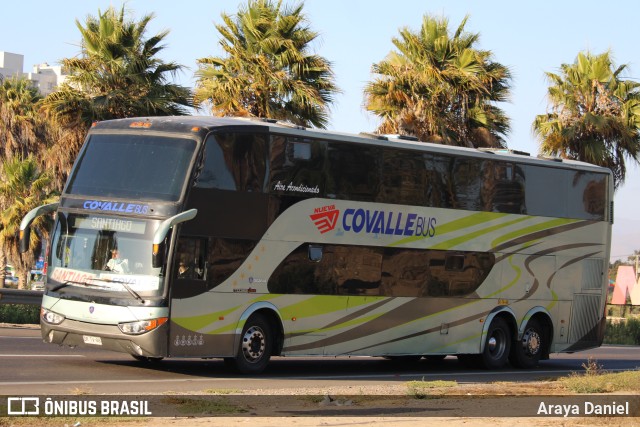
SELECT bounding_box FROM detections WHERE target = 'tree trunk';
[0,248,6,289]
[16,268,28,290]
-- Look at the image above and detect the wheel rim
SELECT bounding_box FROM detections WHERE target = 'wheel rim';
[488,329,507,360]
[521,328,541,357]
[241,325,266,363]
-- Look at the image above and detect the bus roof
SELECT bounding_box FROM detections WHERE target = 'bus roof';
[90,116,611,175]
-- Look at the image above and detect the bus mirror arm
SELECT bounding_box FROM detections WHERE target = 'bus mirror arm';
[19,202,59,253]
[152,209,198,268]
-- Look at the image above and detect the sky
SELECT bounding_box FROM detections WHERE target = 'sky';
[1,0,638,262]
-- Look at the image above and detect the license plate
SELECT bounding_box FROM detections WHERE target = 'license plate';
[83,335,102,345]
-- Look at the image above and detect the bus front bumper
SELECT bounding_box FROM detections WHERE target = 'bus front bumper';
[41,318,167,358]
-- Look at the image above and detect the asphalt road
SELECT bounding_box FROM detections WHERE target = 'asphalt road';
[1,325,638,396]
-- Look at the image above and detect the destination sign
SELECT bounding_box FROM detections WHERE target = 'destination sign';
[72,217,147,235]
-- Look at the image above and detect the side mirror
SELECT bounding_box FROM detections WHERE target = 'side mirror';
[19,203,59,253]
[151,209,197,269]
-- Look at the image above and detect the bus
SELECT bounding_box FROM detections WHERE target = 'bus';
[20,116,613,374]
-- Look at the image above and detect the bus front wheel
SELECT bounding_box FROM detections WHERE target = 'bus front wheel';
[509,318,544,369]
[481,317,511,369]
[225,313,273,374]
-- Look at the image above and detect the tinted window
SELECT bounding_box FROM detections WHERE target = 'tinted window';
[268,244,494,297]
[451,157,484,211]
[66,134,196,201]
[197,131,608,221]
[426,154,454,208]
[524,165,569,218]
[480,161,525,214]
[270,136,329,196]
[205,238,258,289]
[196,133,268,192]
[327,142,380,201]
[379,149,428,205]
[567,171,607,220]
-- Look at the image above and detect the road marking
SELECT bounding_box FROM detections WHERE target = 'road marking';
[0,355,85,358]
[0,378,245,386]
[1,368,636,387]
[281,368,637,381]
[0,336,42,340]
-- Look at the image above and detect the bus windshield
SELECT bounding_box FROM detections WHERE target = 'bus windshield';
[65,133,197,202]
[47,212,165,301]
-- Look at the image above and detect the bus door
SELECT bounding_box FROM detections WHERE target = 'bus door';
[169,236,209,356]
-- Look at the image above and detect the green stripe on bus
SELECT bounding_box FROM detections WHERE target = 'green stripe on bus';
[430,216,530,250]
[277,295,352,320]
[173,306,240,332]
[391,211,508,246]
[490,218,579,248]
[485,255,521,298]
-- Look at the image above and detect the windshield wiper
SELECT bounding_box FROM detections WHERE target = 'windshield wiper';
[49,279,108,292]
[89,277,145,304]
[49,278,144,303]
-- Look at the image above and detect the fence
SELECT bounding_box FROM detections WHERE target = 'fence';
[0,289,43,305]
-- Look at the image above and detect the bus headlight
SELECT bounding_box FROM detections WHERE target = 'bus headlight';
[118,317,168,335]
[41,308,65,325]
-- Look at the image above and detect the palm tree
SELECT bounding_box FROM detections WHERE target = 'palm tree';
[0,156,58,289]
[194,0,339,128]
[41,5,193,127]
[0,76,49,287]
[364,14,512,148]
[0,76,45,161]
[533,51,640,190]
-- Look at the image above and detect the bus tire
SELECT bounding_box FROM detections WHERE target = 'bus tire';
[509,318,544,369]
[227,313,273,375]
[481,317,511,369]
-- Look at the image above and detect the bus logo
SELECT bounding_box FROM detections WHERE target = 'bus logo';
[310,205,340,234]
[7,397,40,415]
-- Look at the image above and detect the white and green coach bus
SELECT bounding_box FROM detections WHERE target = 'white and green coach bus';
[20,116,612,374]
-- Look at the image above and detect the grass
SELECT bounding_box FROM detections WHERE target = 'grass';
[402,357,640,397]
[560,357,640,393]
[406,379,458,399]
[0,416,141,426]
[202,388,241,395]
[160,396,247,415]
[561,370,640,393]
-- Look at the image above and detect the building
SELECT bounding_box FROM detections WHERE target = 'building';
[0,51,23,79]
[0,51,67,96]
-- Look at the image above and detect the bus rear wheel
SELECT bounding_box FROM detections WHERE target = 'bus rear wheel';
[225,313,273,375]
[480,317,511,369]
[509,318,544,369]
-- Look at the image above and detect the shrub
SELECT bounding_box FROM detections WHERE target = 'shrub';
[603,317,640,345]
[0,304,40,324]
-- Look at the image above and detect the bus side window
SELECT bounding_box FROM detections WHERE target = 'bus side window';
[269,136,328,196]
[175,237,206,281]
[196,133,268,192]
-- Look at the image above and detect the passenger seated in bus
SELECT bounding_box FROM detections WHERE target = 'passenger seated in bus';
[178,259,197,279]
[104,249,129,274]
